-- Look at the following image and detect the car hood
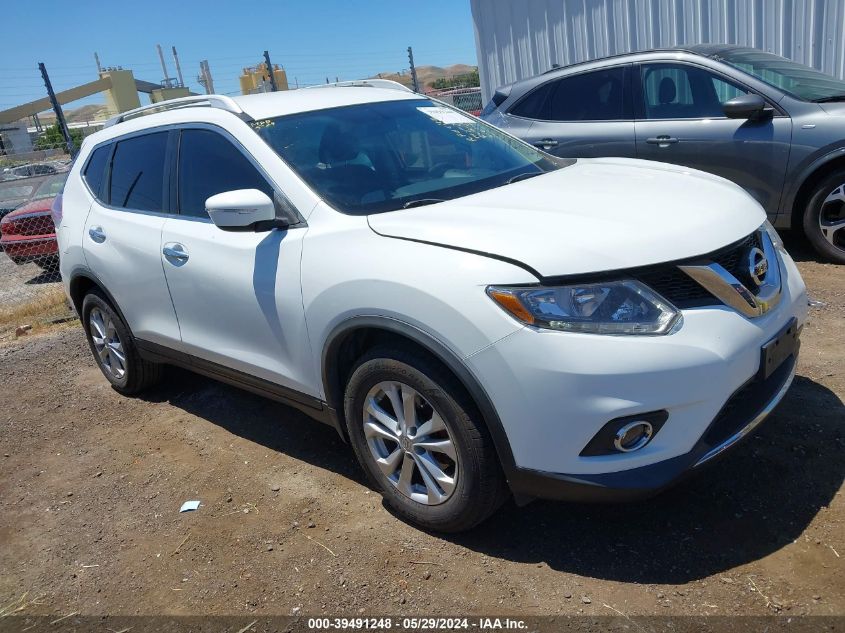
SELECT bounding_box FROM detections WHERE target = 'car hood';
[5,196,54,219]
[367,158,766,278]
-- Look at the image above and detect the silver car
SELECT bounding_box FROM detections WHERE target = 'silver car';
[481,45,845,263]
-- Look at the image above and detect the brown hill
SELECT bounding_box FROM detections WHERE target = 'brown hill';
[371,64,477,90]
[39,104,110,124]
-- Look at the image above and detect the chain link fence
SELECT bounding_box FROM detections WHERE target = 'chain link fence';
[0,132,76,340]
[428,87,483,116]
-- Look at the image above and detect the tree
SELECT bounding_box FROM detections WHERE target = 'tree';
[432,71,480,90]
[35,123,83,153]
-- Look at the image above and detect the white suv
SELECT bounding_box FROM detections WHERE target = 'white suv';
[56,85,808,532]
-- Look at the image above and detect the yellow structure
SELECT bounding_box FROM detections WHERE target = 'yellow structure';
[101,69,142,114]
[150,87,191,103]
[239,63,289,94]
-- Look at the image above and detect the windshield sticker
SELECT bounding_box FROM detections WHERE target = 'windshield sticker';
[417,106,472,125]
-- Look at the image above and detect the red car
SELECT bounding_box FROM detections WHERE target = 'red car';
[0,174,66,270]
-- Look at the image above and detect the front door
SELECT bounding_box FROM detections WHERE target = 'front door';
[159,127,315,396]
[634,62,792,216]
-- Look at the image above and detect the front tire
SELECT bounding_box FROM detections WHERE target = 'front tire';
[343,346,507,532]
[81,289,162,395]
[803,172,845,263]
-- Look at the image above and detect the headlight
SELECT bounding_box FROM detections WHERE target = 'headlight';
[487,280,682,335]
[762,220,785,252]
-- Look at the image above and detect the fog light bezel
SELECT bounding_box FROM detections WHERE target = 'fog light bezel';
[613,421,654,452]
[580,410,668,456]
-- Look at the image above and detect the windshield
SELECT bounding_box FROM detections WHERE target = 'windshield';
[0,184,34,203]
[252,98,562,214]
[33,173,68,199]
[715,49,845,101]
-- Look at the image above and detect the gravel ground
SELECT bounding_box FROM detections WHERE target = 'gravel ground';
[0,235,842,620]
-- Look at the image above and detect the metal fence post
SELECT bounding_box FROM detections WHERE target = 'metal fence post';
[38,62,75,157]
[263,51,278,92]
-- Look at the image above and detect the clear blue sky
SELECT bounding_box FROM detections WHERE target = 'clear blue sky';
[1,0,477,112]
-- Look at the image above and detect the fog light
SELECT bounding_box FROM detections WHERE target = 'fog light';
[613,421,654,452]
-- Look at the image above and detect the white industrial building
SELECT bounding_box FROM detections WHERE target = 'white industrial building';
[470,0,845,103]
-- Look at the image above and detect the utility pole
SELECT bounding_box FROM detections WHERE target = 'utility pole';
[198,60,215,94]
[157,44,173,87]
[38,62,75,156]
[407,46,419,92]
[94,51,102,74]
[172,46,185,87]
[263,50,278,92]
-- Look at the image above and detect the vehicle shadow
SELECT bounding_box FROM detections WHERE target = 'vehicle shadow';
[140,366,367,487]
[781,228,822,263]
[143,369,843,584]
[447,375,844,584]
[24,268,60,285]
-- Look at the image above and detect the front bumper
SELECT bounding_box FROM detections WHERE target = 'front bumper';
[466,247,808,501]
[0,234,57,261]
[506,352,796,502]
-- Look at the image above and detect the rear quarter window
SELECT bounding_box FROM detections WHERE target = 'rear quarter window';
[83,145,110,199]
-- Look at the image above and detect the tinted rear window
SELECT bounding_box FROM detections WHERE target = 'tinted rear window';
[511,67,629,121]
[109,132,168,211]
[83,145,110,198]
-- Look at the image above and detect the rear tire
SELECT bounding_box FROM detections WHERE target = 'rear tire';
[343,345,507,532]
[81,289,162,395]
[803,172,845,264]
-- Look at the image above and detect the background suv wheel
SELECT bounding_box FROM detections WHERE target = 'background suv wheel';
[81,289,162,395]
[804,172,845,264]
[343,346,507,532]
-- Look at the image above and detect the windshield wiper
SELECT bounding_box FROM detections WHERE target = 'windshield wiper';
[505,171,543,185]
[812,94,845,103]
[402,198,445,209]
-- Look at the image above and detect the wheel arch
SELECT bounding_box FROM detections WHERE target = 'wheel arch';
[67,268,133,335]
[321,316,518,480]
[786,149,845,231]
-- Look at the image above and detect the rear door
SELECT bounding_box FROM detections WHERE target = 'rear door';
[633,62,792,215]
[82,130,181,346]
[506,65,637,158]
[159,126,315,395]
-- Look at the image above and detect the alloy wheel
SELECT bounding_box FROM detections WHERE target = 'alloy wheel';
[820,183,845,252]
[89,307,126,380]
[362,381,459,505]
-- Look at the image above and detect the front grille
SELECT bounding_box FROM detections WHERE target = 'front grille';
[2,212,54,236]
[635,232,761,308]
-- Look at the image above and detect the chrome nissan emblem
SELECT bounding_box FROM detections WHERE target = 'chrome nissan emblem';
[747,246,768,287]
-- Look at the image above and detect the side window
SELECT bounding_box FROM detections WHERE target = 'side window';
[548,67,629,121]
[510,82,555,119]
[177,129,274,218]
[108,132,168,211]
[641,64,749,120]
[83,145,110,199]
[711,75,748,104]
[510,67,629,121]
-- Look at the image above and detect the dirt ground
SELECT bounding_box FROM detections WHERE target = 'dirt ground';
[0,233,842,620]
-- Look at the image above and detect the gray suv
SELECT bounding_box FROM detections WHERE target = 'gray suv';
[481,45,845,263]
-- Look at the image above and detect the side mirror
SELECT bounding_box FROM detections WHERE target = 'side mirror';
[723,93,771,121]
[206,189,276,231]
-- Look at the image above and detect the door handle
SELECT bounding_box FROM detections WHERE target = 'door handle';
[162,243,189,264]
[533,138,559,149]
[646,136,679,147]
[88,226,106,243]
